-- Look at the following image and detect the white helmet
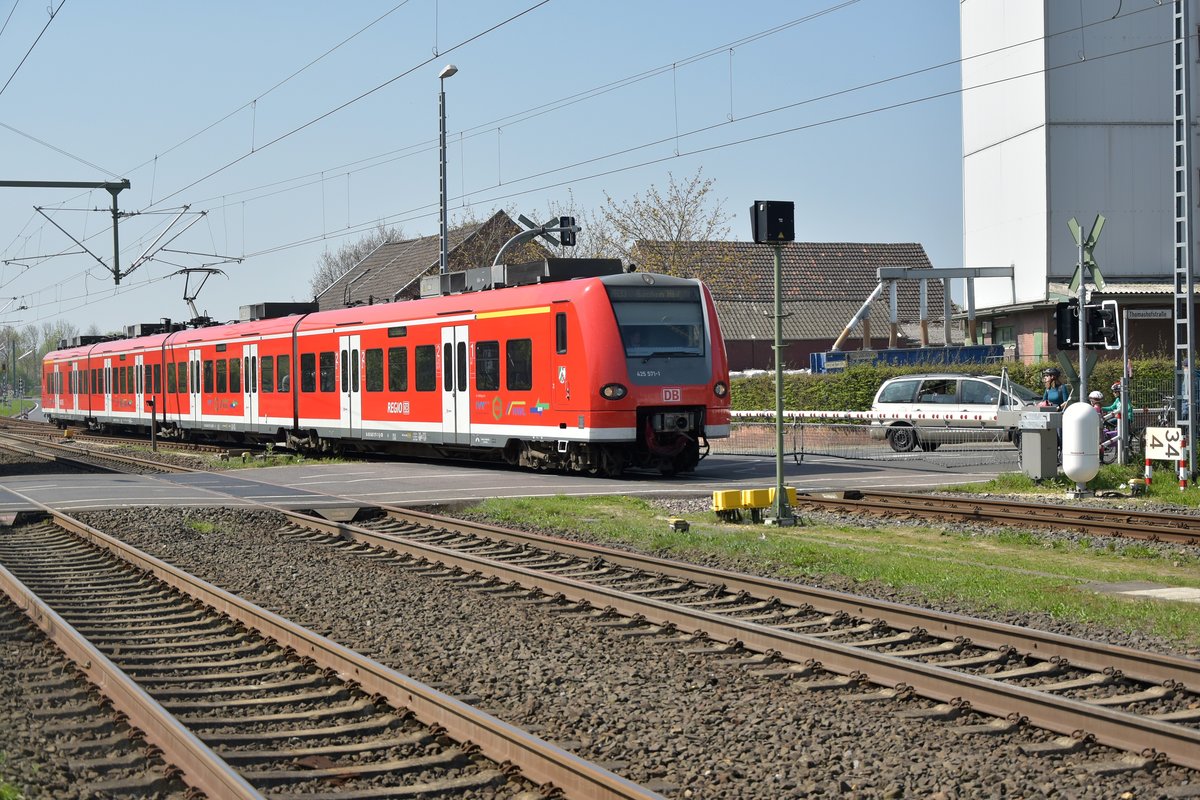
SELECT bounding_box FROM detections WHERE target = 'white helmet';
[1088,390,1103,401]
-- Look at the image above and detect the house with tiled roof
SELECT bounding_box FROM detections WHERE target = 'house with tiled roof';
[317,210,551,310]
[633,240,951,371]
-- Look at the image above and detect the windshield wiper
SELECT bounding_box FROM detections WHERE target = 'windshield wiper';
[646,350,696,358]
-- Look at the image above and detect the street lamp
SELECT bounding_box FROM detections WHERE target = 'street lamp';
[438,63,458,276]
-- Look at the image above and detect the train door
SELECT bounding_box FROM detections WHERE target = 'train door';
[338,334,361,437]
[134,354,145,423]
[440,325,470,445]
[51,363,61,411]
[102,358,112,415]
[188,349,202,426]
[242,344,258,429]
[70,363,79,412]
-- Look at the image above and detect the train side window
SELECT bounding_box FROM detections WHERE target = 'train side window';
[556,312,567,354]
[415,345,436,392]
[178,363,187,394]
[203,361,214,394]
[475,341,499,391]
[229,357,241,393]
[153,364,161,394]
[365,348,383,392]
[119,366,127,395]
[506,338,533,391]
[167,363,177,394]
[352,349,360,393]
[387,347,407,391]
[261,355,274,393]
[301,353,316,392]
[341,348,349,391]
[128,366,135,393]
[455,343,466,392]
[442,343,453,392]
[319,352,336,392]
[277,355,290,392]
[251,356,257,393]
[216,359,228,393]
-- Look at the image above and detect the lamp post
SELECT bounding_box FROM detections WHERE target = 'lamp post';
[438,63,458,276]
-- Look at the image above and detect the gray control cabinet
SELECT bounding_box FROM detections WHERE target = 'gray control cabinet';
[998,411,1061,480]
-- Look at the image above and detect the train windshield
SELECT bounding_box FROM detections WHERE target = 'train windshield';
[606,284,705,358]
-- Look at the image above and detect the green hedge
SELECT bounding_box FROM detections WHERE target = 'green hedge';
[730,358,1176,412]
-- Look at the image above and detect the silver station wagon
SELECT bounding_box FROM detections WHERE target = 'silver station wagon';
[869,373,1041,452]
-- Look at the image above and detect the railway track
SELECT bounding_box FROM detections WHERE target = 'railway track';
[0,417,231,454]
[0,504,658,800]
[271,504,1200,774]
[0,431,201,474]
[791,490,1200,546]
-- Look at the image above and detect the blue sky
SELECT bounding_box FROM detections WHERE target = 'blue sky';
[0,0,963,334]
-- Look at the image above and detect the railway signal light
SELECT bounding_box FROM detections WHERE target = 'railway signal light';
[1054,301,1081,350]
[559,216,576,247]
[750,200,795,243]
[1086,299,1120,350]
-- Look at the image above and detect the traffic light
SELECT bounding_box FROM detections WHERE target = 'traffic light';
[1085,299,1120,350]
[559,216,576,247]
[1054,301,1080,349]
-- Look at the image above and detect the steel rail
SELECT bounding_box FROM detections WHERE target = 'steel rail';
[37,507,660,800]
[796,490,1200,545]
[0,561,264,800]
[281,507,1200,770]
[0,431,201,473]
[372,506,1200,693]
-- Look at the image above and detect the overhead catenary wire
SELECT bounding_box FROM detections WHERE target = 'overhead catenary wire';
[5,1,1170,325]
[0,0,65,100]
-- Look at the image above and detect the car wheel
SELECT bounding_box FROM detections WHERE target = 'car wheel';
[887,425,918,452]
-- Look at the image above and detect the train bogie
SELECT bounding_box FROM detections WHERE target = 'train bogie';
[42,264,730,476]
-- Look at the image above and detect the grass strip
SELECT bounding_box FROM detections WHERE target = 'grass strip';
[464,494,1200,648]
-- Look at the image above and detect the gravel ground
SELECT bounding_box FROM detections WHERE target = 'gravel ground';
[60,506,1200,799]
[0,595,186,799]
[0,448,94,476]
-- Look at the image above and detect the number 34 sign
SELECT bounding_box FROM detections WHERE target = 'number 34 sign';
[1145,427,1186,461]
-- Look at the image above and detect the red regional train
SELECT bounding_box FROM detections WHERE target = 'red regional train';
[42,259,731,476]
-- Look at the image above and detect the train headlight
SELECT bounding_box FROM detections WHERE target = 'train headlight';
[713,381,728,398]
[600,383,628,400]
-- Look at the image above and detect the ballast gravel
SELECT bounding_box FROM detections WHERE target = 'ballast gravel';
[66,505,1200,800]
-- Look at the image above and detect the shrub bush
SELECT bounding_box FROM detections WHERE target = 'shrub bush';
[730,358,1176,412]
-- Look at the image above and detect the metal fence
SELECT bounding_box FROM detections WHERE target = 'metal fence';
[712,374,1183,472]
[711,415,1021,470]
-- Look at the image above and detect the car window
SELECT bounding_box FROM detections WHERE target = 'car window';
[961,379,999,405]
[981,376,1040,403]
[876,379,919,404]
[917,379,957,404]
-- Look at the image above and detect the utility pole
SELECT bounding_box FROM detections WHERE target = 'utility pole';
[0,179,130,284]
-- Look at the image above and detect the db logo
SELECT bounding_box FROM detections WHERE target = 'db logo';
[662,387,681,402]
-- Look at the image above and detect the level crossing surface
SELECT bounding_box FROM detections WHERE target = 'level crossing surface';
[0,453,1006,515]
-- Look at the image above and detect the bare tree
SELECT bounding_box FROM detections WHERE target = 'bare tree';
[540,190,621,260]
[599,168,732,276]
[448,207,550,268]
[309,224,404,298]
